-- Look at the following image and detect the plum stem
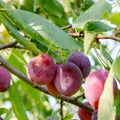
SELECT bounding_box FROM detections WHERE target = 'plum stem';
[0,55,94,112]
[60,100,64,120]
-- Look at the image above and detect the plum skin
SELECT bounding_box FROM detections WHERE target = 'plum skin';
[54,62,83,96]
[27,54,56,85]
[84,69,118,110]
[67,51,91,78]
[46,78,61,96]
[78,102,92,120]
[92,110,98,120]
[0,67,11,92]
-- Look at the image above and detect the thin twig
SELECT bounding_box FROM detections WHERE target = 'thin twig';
[75,93,84,100]
[61,25,72,30]
[0,55,94,112]
[96,35,120,42]
[69,33,81,38]
[60,100,64,120]
[114,29,120,36]
[0,41,17,50]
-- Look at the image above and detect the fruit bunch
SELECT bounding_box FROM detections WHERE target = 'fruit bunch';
[27,52,118,120]
[0,66,11,92]
[27,52,91,96]
[78,70,118,120]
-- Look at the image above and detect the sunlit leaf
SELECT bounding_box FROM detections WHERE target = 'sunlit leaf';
[113,56,120,82]
[84,31,96,54]
[108,13,120,27]
[0,0,80,51]
[73,0,112,29]
[9,82,29,120]
[98,69,116,120]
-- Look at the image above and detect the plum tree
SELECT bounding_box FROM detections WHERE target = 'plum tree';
[92,110,98,120]
[27,54,56,85]
[0,66,11,92]
[54,62,83,96]
[78,102,92,120]
[84,69,118,110]
[67,51,91,78]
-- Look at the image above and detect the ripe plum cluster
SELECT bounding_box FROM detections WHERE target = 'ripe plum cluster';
[0,66,11,92]
[27,52,91,96]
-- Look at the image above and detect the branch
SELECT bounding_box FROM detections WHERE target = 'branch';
[96,35,120,42]
[61,25,72,30]
[0,55,94,112]
[0,40,17,50]
[60,100,64,120]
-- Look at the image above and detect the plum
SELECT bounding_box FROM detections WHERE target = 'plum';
[27,54,56,85]
[0,67,11,92]
[84,69,118,110]
[54,62,83,96]
[92,110,98,120]
[67,51,91,78]
[78,102,92,120]
[46,78,61,96]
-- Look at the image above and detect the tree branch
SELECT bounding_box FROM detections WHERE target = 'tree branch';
[96,35,120,42]
[0,55,94,112]
[0,40,17,50]
[61,25,72,30]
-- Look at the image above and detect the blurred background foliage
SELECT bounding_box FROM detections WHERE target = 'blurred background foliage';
[0,0,120,120]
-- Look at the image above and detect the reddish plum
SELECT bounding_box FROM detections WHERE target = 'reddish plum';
[78,102,92,120]
[27,54,56,85]
[0,67,11,92]
[84,69,118,110]
[67,52,91,78]
[92,110,98,120]
[54,62,83,96]
[46,79,61,96]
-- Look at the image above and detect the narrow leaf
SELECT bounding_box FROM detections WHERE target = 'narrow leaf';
[102,48,113,64]
[73,0,112,29]
[86,21,113,32]
[9,82,29,120]
[98,69,116,120]
[113,56,120,82]
[84,31,96,54]
[0,1,80,51]
[0,13,40,55]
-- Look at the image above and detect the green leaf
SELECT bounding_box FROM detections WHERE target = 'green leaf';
[81,0,94,11]
[113,57,120,82]
[0,108,8,115]
[84,31,96,54]
[73,0,112,29]
[63,113,74,120]
[98,69,116,120]
[0,0,80,51]
[4,109,12,120]
[8,49,26,74]
[86,21,113,32]
[0,13,40,55]
[115,90,120,117]
[117,0,120,7]
[9,82,29,120]
[38,0,68,26]
[108,13,120,27]
[102,48,113,64]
